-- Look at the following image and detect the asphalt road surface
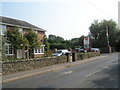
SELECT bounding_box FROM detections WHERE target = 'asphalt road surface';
[3,53,119,89]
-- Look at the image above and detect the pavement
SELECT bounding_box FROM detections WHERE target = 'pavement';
[2,55,108,84]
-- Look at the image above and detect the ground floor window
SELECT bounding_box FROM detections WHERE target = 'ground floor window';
[34,45,45,54]
[5,44,14,55]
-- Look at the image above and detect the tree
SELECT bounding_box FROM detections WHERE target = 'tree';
[50,43,66,50]
[25,29,41,57]
[48,34,65,50]
[48,34,64,43]
[62,40,73,49]
[43,35,50,51]
[89,19,119,48]
[6,27,29,49]
[25,29,41,49]
[70,35,85,48]
[6,27,29,58]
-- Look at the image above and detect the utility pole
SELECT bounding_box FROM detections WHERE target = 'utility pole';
[106,26,109,47]
[106,26,111,53]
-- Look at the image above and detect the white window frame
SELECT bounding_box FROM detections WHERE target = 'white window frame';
[34,45,45,54]
[5,43,14,56]
[34,30,38,34]
[0,25,6,35]
[18,28,23,35]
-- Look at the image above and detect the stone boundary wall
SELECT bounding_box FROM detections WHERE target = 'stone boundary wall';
[2,56,67,75]
[2,52,100,75]
[77,52,100,60]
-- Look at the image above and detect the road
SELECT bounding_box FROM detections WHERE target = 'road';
[3,53,119,89]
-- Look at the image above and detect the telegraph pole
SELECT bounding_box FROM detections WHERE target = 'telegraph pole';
[106,26,109,47]
[106,26,111,53]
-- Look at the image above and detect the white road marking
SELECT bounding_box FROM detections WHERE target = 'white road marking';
[62,71,73,75]
[84,69,102,77]
[84,65,111,78]
[103,66,109,69]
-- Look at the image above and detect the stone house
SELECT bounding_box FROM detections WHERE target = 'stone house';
[0,16,46,59]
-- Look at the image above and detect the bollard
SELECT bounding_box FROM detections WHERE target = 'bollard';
[66,52,72,62]
[72,51,77,62]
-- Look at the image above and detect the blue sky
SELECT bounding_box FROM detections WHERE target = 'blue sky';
[1,0,119,40]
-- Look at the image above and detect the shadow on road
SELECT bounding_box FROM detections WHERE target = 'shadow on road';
[87,54,120,88]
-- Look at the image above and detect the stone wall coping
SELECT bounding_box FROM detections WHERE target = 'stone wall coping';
[2,56,66,63]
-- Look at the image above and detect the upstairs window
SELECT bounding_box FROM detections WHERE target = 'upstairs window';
[0,25,6,35]
[18,28,23,35]
[34,30,38,34]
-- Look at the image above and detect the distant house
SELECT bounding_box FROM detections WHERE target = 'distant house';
[0,16,46,59]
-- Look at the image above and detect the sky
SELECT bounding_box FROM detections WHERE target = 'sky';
[1,0,119,40]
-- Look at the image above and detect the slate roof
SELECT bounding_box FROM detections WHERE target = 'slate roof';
[0,16,46,32]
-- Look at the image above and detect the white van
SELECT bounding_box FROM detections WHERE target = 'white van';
[52,49,69,56]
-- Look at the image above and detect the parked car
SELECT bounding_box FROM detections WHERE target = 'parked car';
[52,49,69,56]
[91,48,100,52]
[75,47,84,52]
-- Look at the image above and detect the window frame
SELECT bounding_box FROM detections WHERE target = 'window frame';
[34,30,38,34]
[18,28,23,35]
[34,45,45,54]
[5,44,14,56]
[0,25,6,35]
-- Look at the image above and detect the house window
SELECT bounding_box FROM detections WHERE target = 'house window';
[5,44,14,55]
[0,25,6,35]
[34,30,38,34]
[34,45,45,54]
[18,28,23,35]
[34,49,38,53]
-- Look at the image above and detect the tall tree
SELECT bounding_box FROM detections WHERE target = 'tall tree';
[25,29,41,49]
[48,34,64,43]
[89,19,119,48]
[71,35,85,48]
[6,27,29,58]
[25,29,41,57]
[6,27,29,49]
[43,35,50,51]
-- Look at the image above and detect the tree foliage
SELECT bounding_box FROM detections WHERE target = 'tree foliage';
[89,19,119,48]
[43,35,50,51]
[24,29,41,49]
[6,28,41,50]
[46,34,85,50]
[48,34,64,43]
[71,35,85,48]
[6,27,29,49]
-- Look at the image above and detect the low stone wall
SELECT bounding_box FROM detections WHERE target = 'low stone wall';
[77,52,100,60]
[2,52,100,75]
[2,56,67,75]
